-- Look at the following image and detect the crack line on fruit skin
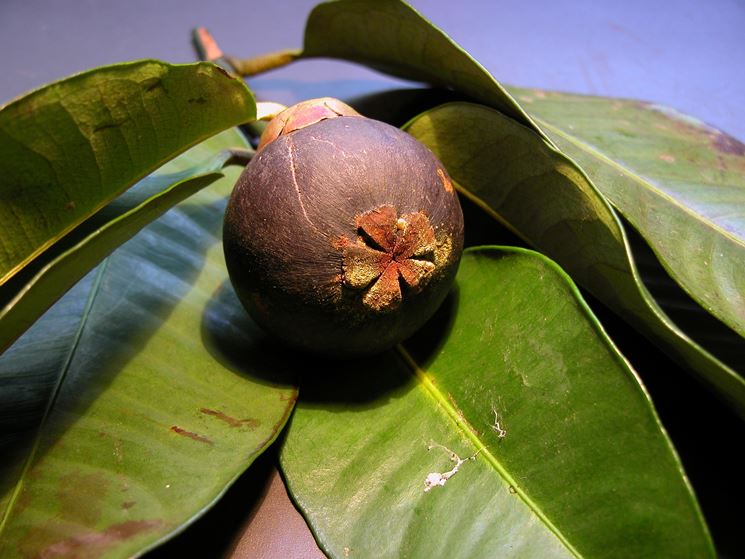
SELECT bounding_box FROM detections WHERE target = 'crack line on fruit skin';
[395,344,583,559]
[286,135,322,234]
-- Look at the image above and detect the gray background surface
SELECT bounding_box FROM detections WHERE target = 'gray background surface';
[1,0,744,140]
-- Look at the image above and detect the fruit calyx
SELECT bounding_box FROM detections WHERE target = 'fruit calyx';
[338,205,437,312]
[258,97,360,151]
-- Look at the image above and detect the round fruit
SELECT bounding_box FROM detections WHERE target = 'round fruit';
[223,99,464,356]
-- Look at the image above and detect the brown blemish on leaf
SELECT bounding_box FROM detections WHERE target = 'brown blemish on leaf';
[170,425,213,445]
[279,392,297,402]
[268,390,302,442]
[712,132,745,156]
[199,408,260,429]
[39,519,164,559]
[658,154,676,163]
[56,472,111,526]
[93,122,123,134]
[65,201,76,211]
[142,77,163,93]
[12,484,33,517]
[213,65,236,80]
[341,206,438,311]
[436,168,453,193]
[122,501,136,510]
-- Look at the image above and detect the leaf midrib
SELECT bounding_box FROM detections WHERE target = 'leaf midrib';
[534,116,745,251]
[395,345,583,559]
[0,258,108,540]
[437,126,743,397]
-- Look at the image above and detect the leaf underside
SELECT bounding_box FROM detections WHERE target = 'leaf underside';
[0,156,235,353]
[0,130,297,559]
[0,59,256,288]
[302,0,539,135]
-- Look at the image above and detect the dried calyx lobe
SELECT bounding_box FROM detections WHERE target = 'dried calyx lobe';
[223,99,463,356]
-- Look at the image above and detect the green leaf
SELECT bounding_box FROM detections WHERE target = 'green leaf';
[506,87,745,339]
[404,103,745,415]
[280,247,714,558]
[301,0,539,136]
[0,59,256,286]
[0,149,252,353]
[298,0,744,411]
[0,129,297,559]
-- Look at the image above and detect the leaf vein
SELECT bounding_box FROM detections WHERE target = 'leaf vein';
[0,258,109,538]
[396,345,583,559]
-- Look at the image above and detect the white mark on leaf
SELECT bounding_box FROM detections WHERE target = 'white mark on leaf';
[423,443,479,492]
[490,404,507,440]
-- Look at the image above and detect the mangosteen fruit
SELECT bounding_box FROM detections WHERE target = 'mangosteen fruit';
[223,98,464,357]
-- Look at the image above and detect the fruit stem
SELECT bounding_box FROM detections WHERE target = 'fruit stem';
[192,27,300,78]
[226,50,302,77]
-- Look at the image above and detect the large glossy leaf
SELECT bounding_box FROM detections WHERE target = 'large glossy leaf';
[0,149,252,353]
[280,247,713,558]
[297,0,744,411]
[0,59,256,286]
[404,102,745,415]
[301,0,540,136]
[506,87,745,339]
[0,129,297,558]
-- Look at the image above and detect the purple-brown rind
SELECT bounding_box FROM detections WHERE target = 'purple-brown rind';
[223,116,463,356]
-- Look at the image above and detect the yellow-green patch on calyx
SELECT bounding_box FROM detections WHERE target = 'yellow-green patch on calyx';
[340,205,437,311]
